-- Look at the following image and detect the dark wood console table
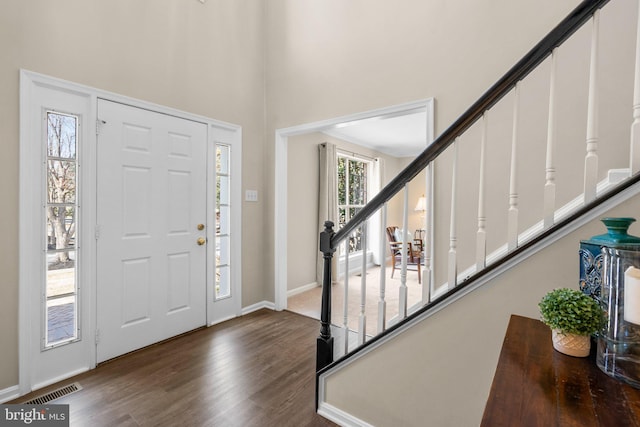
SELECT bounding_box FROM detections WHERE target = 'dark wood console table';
[481,315,640,426]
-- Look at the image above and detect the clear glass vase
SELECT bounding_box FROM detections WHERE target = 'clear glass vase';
[597,246,640,388]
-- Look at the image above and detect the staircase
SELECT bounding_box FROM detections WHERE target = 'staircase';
[314,0,640,425]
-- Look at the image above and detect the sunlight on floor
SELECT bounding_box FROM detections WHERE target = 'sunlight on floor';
[288,264,424,335]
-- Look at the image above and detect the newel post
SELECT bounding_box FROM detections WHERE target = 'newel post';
[317,221,335,371]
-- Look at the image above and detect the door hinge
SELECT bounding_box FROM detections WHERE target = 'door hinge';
[95,329,100,345]
[95,225,101,240]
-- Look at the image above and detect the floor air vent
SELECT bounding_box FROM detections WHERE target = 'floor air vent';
[23,382,82,405]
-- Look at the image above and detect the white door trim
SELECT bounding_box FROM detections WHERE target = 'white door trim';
[274,99,435,310]
[19,70,242,394]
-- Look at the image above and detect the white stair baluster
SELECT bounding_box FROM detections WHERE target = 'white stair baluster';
[448,139,459,289]
[631,2,640,174]
[544,49,558,228]
[358,223,367,345]
[422,163,433,305]
[378,204,387,333]
[343,239,349,354]
[508,83,520,251]
[476,113,488,270]
[399,185,409,319]
[584,11,600,202]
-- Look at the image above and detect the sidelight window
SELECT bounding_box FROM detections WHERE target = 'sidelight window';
[215,144,231,300]
[45,111,80,348]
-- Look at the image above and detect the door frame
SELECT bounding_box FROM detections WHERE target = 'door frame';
[274,99,435,310]
[19,70,242,395]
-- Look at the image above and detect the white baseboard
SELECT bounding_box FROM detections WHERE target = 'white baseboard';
[339,251,375,277]
[317,401,374,427]
[207,314,238,326]
[32,367,90,393]
[0,385,20,404]
[287,282,319,297]
[241,301,276,315]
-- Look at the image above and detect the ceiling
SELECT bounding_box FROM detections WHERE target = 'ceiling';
[321,110,428,158]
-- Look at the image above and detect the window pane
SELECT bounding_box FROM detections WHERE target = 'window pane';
[216,266,230,300]
[47,160,76,203]
[349,160,367,205]
[217,205,230,236]
[47,113,76,159]
[349,228,363,253]
[47,207,76,251]
[47,250,76,297]
[46,296,77,345]
[349,207,362,221]
[337,157,346,205]
[349,210,363,253]
[338,208,346,229]
[217,235,230,266]
[216,145,230,174]
[217,175,230,206]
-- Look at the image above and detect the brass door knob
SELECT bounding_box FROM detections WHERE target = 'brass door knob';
[197,237,206,246]
[197,224,205,230]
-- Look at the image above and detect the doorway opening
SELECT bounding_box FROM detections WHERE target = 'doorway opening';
[274,99,435,325]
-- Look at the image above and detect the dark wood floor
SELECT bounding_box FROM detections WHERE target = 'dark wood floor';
[14,309,337,427]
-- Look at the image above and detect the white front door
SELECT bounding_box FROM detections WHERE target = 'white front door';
[96,100,208,363]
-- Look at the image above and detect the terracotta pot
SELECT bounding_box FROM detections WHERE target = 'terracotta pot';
[552,329,591,357]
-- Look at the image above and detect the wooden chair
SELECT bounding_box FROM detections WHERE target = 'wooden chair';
[385,226,421,284]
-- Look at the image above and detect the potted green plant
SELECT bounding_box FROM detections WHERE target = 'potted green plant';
[538,288,604,357]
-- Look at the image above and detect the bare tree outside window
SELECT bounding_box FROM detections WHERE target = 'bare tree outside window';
[47,112,77,266]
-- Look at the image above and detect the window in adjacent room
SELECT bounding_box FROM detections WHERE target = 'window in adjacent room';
[337,153,371,254]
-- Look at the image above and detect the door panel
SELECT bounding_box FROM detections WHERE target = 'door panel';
[96,100,207,363]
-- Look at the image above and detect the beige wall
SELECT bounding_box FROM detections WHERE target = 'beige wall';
[0,0,266,390]
[323,194,640,426]
[286,133,321,290]
[265,0,581,129]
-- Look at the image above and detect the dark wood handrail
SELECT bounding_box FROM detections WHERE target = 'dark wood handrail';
[330,0,609,248]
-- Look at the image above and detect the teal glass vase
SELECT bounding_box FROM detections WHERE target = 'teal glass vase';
[579,218,640,300]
